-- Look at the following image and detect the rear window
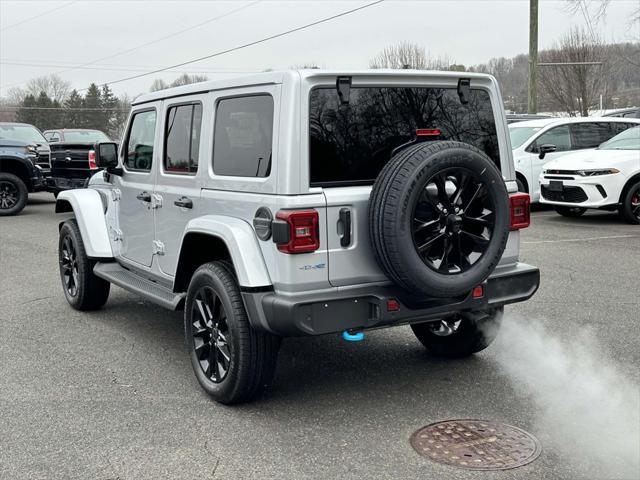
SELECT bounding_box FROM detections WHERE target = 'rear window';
[309,87,499,186]
[63,130,110,143]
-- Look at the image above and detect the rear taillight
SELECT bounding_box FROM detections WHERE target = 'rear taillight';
[275,209,320,254]
[509,193,530,230]
[88,150,98,170]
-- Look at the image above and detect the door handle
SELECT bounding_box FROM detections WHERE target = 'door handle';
[338,208,351,247]
[136,191,151,202]
[174,196,193,209]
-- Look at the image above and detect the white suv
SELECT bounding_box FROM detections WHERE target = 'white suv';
[509,117,640,202]
[539,126,640,223]
[55,70,539,404]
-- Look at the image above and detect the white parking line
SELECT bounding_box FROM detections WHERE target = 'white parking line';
[522,234,640,245]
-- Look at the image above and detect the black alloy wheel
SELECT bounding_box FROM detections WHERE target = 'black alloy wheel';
[57,220,110,310]
[412,168,496,275]
[631,188,640,220]
[190,286,231,383]
[0,173,28,216]
[620,181,640,225]
[185,261,281,404]
[61,235,79,297]
[0,180,19,210]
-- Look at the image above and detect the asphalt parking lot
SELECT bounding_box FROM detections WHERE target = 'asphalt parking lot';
[1,193,639,480]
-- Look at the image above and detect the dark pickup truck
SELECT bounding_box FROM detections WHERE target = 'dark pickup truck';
[43,129,111,195]
[0,122,51,216]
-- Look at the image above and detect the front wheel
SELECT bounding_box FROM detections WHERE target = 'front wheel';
[554,206,587,218]
[0,173,28,216]
[185,261,280,404]
[58,219,110,310]
[411,307,503,358]
[620,181,640,225]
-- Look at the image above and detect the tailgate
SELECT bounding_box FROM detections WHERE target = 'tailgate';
[50,143,95,178]
[323,186,387,287]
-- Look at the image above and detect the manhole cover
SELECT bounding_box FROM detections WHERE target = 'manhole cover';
[410,419,541,471]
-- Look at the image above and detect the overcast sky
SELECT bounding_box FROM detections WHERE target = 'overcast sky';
[0,0,638,97]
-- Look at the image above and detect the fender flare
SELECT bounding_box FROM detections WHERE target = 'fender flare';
[55,189,113,258]
[182,215,271,288]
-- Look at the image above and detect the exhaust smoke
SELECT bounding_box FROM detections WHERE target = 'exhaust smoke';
[491,314,640,479]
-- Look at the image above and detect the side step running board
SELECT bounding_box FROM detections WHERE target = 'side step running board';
[93,262,185,310]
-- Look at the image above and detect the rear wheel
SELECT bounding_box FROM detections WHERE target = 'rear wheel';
[554,206,587,218]
[620,181,640,225]
[58,220,110,310]
[411,308,503,358]
[0,173,28,216]
[185,261,280,404]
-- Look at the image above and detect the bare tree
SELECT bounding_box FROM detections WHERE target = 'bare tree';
[150,74,208,92]
[149,79,169,92]
[24,74,71,102]
[566,0,639,25]
[538,27,609,116]
[169,73,208,87]
[369,42,453,70]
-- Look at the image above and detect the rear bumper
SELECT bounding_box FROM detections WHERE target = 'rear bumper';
[28,167,46,192]
[242,263,540,337]
[45,176,90,192]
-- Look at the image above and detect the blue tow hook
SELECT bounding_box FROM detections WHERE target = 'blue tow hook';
[342,330,365,342]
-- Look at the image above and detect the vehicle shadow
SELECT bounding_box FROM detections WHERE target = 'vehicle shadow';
[27,195,56,205]
[544,210,626,225]
[95,294,502,411]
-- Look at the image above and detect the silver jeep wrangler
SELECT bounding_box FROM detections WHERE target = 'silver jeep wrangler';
[56,70,539,404]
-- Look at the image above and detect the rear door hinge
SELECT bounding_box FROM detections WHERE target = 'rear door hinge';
[152,240,165,256]
[110,227,123,242]
[151,194,163,209]
[111,189,121,201]
[457,78,471,105]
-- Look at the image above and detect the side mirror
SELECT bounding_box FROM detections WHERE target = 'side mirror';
[94,142,122,175]
[538,144,557,160]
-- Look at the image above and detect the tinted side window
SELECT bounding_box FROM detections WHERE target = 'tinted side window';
[164,103,202,174]
[570,123,612,149]
[213,95,273,178]
[534,125,571,152]
[124,110,156,171]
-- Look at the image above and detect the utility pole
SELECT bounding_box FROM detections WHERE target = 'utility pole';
[528,0,538,113]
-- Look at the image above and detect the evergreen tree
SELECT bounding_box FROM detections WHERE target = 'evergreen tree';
[64,90,84,128]
[101,84,117,137]
[82,83,102,129]
[16,94,38,127]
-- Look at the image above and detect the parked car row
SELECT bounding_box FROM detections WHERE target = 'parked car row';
[0,122,110,215]
[508,116,640,223]
[539,126,640,223]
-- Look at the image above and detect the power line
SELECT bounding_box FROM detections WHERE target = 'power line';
[1,61,264,74]
[0,0,262,91]
[82,0,385,90]
[0,1,77,32]
[45,0,263,76]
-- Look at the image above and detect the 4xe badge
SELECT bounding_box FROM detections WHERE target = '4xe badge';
[299,263,326,271]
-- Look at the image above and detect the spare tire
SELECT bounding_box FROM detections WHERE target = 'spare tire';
[369,141,509,298]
